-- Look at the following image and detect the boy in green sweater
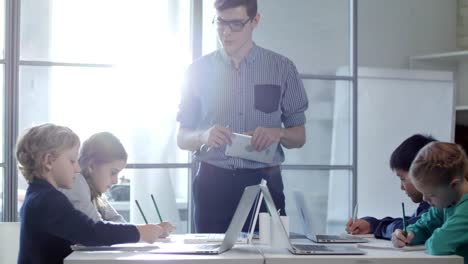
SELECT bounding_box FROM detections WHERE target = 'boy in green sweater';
[392,142,468,263]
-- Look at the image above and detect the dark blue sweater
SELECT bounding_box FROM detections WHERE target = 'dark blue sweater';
[18,179,140,264]
[362,201,431,240]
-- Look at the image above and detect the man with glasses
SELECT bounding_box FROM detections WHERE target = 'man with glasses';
[177,0,308,233]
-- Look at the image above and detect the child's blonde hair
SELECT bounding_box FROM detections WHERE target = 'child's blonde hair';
[16,123,80,183]
[410,142,468,186]
[79,132,127,205]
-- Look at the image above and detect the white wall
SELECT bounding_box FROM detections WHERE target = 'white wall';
[359,0,457,69]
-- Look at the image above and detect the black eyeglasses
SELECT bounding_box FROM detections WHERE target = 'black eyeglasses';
[212,16,252,32]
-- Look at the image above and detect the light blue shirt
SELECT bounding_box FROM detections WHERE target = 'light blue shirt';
[177,44,308,169]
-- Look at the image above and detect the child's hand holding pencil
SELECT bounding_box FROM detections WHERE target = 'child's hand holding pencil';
[392,203,414,247]
[158,222,176,237]
[392,229,415,248]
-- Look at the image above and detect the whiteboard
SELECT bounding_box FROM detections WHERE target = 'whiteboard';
[328,67,454,224]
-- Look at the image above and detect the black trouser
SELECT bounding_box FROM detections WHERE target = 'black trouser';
[193,162,286,233]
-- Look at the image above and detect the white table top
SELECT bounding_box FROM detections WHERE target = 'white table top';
[259,238,463,264]
[260,247,463,264]
[65,245,263,264]
[65,236,464,264]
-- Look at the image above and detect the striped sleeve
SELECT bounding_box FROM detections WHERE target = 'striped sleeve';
[281,61,308,128]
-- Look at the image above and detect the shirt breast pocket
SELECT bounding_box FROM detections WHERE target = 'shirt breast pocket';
[254,84,281,114]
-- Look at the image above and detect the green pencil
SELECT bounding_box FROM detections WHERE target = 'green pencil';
[135,200,148,224]
[402,202,407,237]
[151,194,163,222]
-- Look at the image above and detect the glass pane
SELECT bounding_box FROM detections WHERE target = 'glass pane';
[0,64,3,163]
[0,167,3,219]
[202,0,218,56]
[256,0,350,75]
[18,65,189,164]
[20,0,192,64]
[17,167,190,233]
[124,168,189,233]
[282,169,351,235]
[202,0,350,75]
[284,80,352,165]
[18,167,26,219]
[0,0,4,59]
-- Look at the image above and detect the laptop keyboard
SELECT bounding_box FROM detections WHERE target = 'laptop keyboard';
[206,234,224,240]
[316,235,343,240]
[293,244,332,252]
[206,233,247,241]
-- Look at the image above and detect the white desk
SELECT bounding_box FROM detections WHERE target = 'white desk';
[65,244,264,264]
[261,247,463,264]
[260,238,463,264]
[65,237,464,264]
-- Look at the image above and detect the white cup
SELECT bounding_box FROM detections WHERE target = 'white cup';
[270,215,289,248]
[259,212,271,244]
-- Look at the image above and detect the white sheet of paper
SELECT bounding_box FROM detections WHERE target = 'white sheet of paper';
[225,133,278,164]
[357,240,425,251]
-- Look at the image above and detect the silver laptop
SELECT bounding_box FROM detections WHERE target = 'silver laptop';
[225,133,277,164]
[294,191,368,244]
[150,184,261,254]
[260,185,365,255]
[182,233,248,244]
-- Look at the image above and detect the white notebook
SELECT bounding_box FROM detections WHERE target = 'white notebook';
[358,240,425,252]
[225,133,278,164]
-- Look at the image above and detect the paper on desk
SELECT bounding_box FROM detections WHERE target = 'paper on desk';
[71,242,160,252]
[358,240,425,252]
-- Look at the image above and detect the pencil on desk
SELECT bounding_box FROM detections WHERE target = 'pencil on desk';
[135,200,148,224]
[402,202,407,237]
[151,194,163,222]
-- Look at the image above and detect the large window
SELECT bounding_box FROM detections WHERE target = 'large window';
[0,0,5,220]
[3,0,358,235]
[0,0,3,59]
[0,64,3,218]
[123,168,190,231]
[283,79,352,166]
[14,0,193,231]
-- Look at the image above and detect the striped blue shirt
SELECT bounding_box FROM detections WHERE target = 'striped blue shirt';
[177,44,308,169]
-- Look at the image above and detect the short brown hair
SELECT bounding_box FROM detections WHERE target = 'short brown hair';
[410,142,468,187]
[16,123,80,183]
[214,0,258,19]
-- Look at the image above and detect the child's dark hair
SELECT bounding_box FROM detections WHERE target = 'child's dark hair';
[410,142,468,186]
[390,134,437,171]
